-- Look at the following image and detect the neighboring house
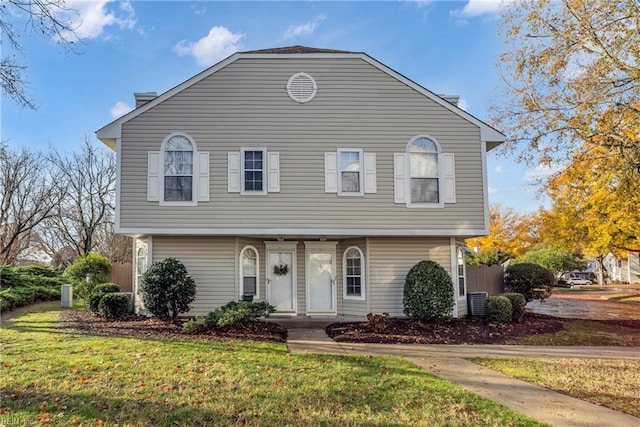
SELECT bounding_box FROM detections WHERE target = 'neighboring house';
[603,252,640,284]
[96,46,504,318]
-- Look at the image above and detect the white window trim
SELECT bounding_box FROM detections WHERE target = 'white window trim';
[456,247,466,298]
[343,246,365,301]
[239,245,260,298]
[406,134,444,208]
[337,148,364,196]
[240,147,267,195]
[159,132,198,206]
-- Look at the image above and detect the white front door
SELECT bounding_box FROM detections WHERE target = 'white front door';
[305,242,337,315]
[267,251,295,313]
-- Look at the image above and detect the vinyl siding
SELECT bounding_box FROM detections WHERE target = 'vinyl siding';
[152,236,236,316]
[368,237,453,316]
[119,57,485,233]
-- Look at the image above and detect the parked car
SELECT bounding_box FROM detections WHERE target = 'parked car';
[566,275,593,286]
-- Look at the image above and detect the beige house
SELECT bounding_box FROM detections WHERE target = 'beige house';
[603,252,640,284]
[96,46,504,318]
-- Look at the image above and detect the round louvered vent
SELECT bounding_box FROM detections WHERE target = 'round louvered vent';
[286,72,317,103]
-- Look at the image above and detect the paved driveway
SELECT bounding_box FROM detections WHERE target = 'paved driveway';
[527,296,640,320]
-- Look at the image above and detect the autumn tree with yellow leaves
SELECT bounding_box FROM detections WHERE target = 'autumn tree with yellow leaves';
[489,0,640,276]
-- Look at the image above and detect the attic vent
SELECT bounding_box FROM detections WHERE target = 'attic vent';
[287,72,317,103]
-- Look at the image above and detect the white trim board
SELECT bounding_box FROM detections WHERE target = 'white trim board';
[117,227,489,237]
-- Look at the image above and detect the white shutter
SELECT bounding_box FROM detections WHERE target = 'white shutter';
[394,153,407,204]
[267,152,280,193]
[325,152,337,193]
[364,153,377,194]
[197,152,210,201]
[228,152,240,193]
[442,153,456,204]
[147,151,160,201]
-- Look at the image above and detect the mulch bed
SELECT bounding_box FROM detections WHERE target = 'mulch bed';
[327,312,568,344]
[327,313,640,344]
[60,309,288,343]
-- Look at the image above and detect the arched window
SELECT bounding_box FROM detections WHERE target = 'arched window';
[456,247,466,297]
[240,246,259,297]
[408,136,440,204]
[343,246,365,300]
[135,246,148,293]
[163,133,195,202]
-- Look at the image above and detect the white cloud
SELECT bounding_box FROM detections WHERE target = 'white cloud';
[283,14,326,39]
[457,98,469,111]
[452,0,516,19]
[522,164,562,183]
[174,26,244,66]
[59,0,136,40]
[495,165,504,173]
[488,186,499,194]
[191,4,207,15]
[110,101,133,119]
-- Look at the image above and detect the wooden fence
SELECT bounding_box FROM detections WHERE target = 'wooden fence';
[108,262,133,292]
[466,264,504,296]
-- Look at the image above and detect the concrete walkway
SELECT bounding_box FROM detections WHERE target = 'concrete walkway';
[287,329,640,427]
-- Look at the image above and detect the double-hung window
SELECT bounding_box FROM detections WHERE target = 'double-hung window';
[343,246,365,300]
[164,135,194,202]
[241,148,266,195]
[409,137,439,204]
[240,246,259,297]
[338,149,363,195]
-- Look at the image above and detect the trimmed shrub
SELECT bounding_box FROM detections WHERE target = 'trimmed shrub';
[98,293,131,320]
[484,296,513,324]
[501,292,526,323]
[182,300,276,333]
[64,253,111,299]
[504,263,554,302]
[87,283,121,314]
[403,260,454,322]
[140,258,196,320]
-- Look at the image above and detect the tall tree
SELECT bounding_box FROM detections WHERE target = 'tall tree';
[467,203,541,260]
[493,0,640,171]
[0,143,64,264]
[43,138,116,258]
[1,0,77,108]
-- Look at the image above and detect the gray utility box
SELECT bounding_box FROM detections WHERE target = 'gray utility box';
[61,284,73,308]
[467,291,488,316]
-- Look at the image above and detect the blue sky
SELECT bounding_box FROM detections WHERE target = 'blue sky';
[2,0,550,214]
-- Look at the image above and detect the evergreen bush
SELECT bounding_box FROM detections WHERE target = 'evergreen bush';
[139,258,196,320]
[64,253,111,299]
[484,296,513,324]
[504,263,554,302]
[87,283,121,314]
[501,292,526,323]
[403,260,454,322]
[98,293,132,320]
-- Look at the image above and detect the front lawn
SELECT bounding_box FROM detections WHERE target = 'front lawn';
[0,306,540,426]
[474,358,640,417]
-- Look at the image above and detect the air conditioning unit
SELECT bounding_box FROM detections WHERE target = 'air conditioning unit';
[467,291,488,316]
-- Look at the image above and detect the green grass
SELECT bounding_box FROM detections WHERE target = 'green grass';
[0,306,541,426]
[509,320,640,346]
[473,358,640,417]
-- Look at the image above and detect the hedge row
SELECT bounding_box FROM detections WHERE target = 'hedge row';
[0,266,66,312]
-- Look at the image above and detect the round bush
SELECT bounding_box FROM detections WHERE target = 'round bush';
[504,263,554,302]
[98,293,131,320]
[403,260,454,322]
[87,283,121,314]
[484,296,513,324]
[64,253,111,299]
[501,292,526,323]
[139,257,196,320]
